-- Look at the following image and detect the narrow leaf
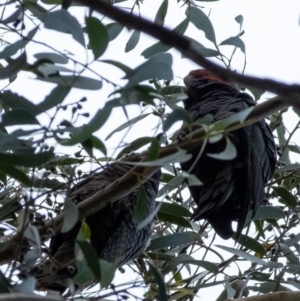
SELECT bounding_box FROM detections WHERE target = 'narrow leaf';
[37,85,70,112]
[76,240,101,280]
[35,75,102,90]
[61,199,79,233]
[0,27,38,59]
[124,53,173,88]
[187,7,216,43]
[105,113,151,140]
[148,232,200,250]
[207,136,237,160]
[44,10,85,46]
[125,30,140,53]
[106,22,124,41]
[155,0,168,25]
[133,185,148,224]
[1,109,39,126]
[272,186,297,207]
[220,36,246,53]
[163,108,192,132]
[216,245,267,265]
[0,52,28,80]
[86,17,109,59]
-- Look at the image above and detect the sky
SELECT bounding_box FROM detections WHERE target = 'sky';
[1,0,300,299]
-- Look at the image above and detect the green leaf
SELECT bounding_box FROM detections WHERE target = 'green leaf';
[99,260,117,288]
[279,243,300,265]
[61,198,79,233]
[58,107,111,145]
[0,164,30,185]
[165,254,218,274]
[86,17,109,59]
[246,86,265,101]
[158,202,191,217]
[216,245,268,265]
[81,135,107,156]
[73,266,94,287]
[125,30,140,53]
[158,174,184,197]
[107,84,157,107]
[235,233,266,255]
[34,52,68,64]
[0,109,40,126]
[106,22,124,41]
[155,0,168,25]
[77,222,91,241]
[121,149,192,166]
[148,232,200,250]
[76,240,101,280]
[0,52,28,80]
[163,107,192,132]
[1,6,22,24]
[133,185,148,224]
[148,263,168,301]
[185,38,220,57]
[235,15,244,30]
[44,10,85,46]
[207,136,237,160]
[35,75,102,90]
[101,59,132,74]
[272,186,297,207]
[105,113,151,140]
[116,137,154,159]
[0,150,53,167]
[0,197,20,221]
[187,7,216,43]
[251,206,285,221]
[148,138,160,161]
[0,91,41,116]
[0,27,38,59]
[23,0,47,21]
[141,18,189,58]
[124,53,173,88]
[157,212,192,228]
[220,36,245,53]
[37,85,70,112]
[211,107,253,131]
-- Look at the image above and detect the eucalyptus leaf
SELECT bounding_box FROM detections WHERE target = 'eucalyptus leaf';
[220,36,246,53]
[125,53,173,88]
[86,17,109,59]
[148,232,200,250]
[187,7,216,43]
[155,0,168,25]
[125,30,140,53]
[0,27,38,59]
[44,10,85,46]
[61,198,79,233]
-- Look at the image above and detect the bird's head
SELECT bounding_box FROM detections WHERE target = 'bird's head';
[184,69,229,89]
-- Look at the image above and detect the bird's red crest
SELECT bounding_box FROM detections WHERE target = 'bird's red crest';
[189,69,227,84]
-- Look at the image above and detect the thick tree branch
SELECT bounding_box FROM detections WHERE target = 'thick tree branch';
[226,291,300,301]
[75,0,300,109]
[0,294,63,301]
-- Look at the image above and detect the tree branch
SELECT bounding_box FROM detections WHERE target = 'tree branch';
[0,294,63,301]
[226,291,300,301]
[75,0,300,106]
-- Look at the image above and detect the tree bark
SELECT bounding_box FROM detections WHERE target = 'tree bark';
[226,291,300,301]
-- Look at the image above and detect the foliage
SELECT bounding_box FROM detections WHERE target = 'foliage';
[0,0,299,300]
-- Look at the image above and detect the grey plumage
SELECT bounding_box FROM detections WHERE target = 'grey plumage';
[36,161,161,291]
[180,69,276,239]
